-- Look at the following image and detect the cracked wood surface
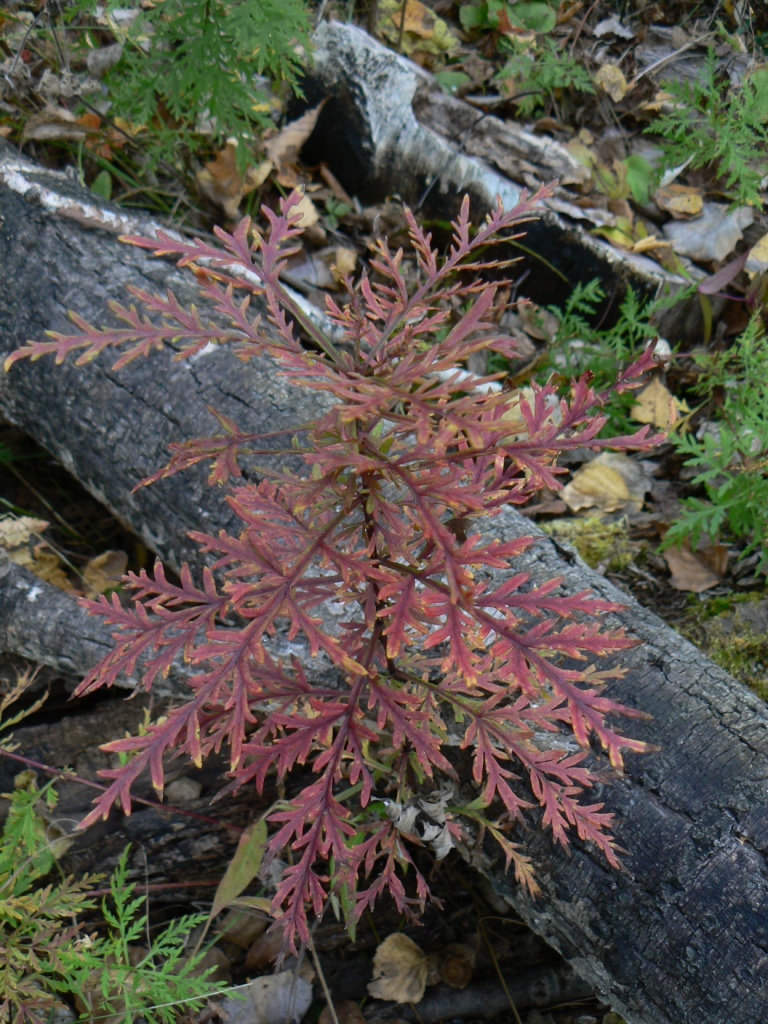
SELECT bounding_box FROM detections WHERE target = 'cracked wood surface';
[2,143,768,1024]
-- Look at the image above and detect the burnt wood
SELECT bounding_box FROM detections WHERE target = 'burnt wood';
[2,143,768,1024]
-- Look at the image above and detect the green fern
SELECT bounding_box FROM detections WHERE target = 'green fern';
[0,769,221,1024]
[650,49,768,208]
[497,37,594,117]
[66,0,312,169]
[73,848,219,1024]
[666,314,768,573]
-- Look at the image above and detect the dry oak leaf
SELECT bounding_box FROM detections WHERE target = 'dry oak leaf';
[368,933,428,1004]
[265,102,326,188]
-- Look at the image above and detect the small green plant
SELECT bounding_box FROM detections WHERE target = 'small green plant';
[75,848,220,1024]
[0,674,221,1023]
[0,770,102,1024]
[460,0,557,35]
[650,48,768,208]
[665,314,768,573]
[0,771,220,1024]
[538,280,660,433]
[497,37,594,118]
[60,0,312,169]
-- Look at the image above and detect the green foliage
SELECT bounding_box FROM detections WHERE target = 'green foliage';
[0,772,100,1024]
[540,279,659,432]
[67,0,312,169]
[650,49,768,208]
[497,37,594,117]
[460,0,557,34]
[665,315,768,573]
[0,770,220,1023]
[78,849,219,1024]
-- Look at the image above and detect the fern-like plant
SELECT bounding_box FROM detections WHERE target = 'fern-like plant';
[650,49,768,208]
[63,0,312,168]
[8,188,663,951]
[665,313,768,573]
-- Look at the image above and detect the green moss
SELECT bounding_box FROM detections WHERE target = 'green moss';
[542,516,633,573]
[680,595,768,701]
[706,630,768,701]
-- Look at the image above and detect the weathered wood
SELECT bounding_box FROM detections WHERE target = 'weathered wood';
[305,23,706,345]
[3,144,768,1024]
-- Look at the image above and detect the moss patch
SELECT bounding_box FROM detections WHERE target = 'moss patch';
[681,596,768,701]
[542,516,633,573]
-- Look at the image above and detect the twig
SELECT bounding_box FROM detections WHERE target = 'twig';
[0,747,240,831]
[309,938,341,1024]
[477,913,523,1024]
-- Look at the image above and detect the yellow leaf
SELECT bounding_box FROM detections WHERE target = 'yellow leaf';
[245,159,273,193]
[654,184,704,219]
[594,64,629,102]
[0,516,49,549]
[331,246,357,282]
[83,550,128,597]
[561,452,649,514]
[746,231,768,275]
[293,193,320,228]
[630,377,678,428]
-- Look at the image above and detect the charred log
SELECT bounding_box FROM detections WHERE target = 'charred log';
[2,144,768,1024]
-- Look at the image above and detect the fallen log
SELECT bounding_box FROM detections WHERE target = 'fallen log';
[304,22,709,345]
[2,144,768,1024]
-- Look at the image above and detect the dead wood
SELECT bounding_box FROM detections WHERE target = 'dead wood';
[3,143,768,1024]
[365,965,594,1022]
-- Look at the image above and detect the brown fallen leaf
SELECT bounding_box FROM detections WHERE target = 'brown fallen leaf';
[439,943,475,989]
[517,298,559,342]
[265,102,326,187]
[216,906,269,949]
[561,452,650,515]
[197,141,246,219]
[654,184,704,219]
[630,377,678,429]
[663,544,721,593]
[83,549,128,597]
[368,933,428,1004]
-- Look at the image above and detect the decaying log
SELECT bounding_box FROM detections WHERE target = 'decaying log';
[304,23,709,345]
[0,552,114,680]
[3,145,768,1024]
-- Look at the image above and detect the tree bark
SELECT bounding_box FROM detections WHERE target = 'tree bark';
[2,144,768,1024]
